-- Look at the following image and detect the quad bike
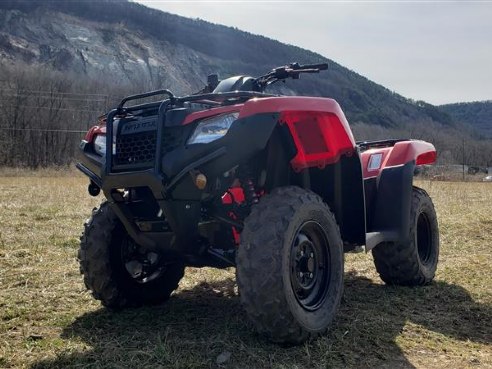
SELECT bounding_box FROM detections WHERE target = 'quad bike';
[77,62,439,344]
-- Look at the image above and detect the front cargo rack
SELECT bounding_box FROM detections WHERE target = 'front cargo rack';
[105,89,275,174]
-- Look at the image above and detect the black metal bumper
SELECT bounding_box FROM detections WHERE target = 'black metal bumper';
[77,112,278,254]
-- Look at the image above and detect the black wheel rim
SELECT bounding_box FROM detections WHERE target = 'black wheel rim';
[121,236,164,284]
[417,212,432,265]
[289,221,330,311]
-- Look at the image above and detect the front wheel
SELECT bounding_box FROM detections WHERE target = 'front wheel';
[236,186,344,344]
[79,202,185,308]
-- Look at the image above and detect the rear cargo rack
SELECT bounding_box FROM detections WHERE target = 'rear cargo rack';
[357,138,410,151]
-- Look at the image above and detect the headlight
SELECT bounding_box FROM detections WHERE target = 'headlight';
[93,134,106,156]
[187,112,239,145]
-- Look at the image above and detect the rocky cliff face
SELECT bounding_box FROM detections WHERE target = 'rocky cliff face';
[0,9,221,95]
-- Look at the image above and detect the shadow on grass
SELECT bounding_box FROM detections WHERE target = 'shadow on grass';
[31,273,491,369]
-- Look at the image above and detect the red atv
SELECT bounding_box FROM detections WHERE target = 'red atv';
[77,63,439,344]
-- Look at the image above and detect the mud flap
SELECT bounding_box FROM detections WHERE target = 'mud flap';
[366,161,414,249]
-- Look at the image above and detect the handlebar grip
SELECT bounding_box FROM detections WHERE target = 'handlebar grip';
[286,68,322,74]
[300,63,328,70]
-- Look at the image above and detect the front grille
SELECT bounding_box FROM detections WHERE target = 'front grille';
[112,118,190,171]
[114,131,157,168]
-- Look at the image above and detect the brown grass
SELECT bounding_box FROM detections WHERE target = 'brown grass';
[0,174,491,369]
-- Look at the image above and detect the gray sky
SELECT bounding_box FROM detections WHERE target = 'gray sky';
[135,1,492,105]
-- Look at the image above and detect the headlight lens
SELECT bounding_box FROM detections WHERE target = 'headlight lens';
[93,134,106,156]
[187,112,239,145]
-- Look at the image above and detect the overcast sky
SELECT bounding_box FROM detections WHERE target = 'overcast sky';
[135,1,491,105]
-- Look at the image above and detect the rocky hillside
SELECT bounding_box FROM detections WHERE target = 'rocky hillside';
[440,101,492,138]
[0,0,454,128]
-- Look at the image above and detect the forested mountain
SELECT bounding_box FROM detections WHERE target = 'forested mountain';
[0,0,453,128]
[0,0,490,167]
[440,101,492,138]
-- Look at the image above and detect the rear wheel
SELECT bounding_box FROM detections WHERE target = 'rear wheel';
[236,186,344,344]
[79,202,184,308]
[372,187,439,286]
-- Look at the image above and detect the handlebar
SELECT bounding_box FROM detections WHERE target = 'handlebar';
[254,62,329,91]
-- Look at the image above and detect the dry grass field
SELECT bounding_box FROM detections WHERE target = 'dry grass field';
[0,170,490,369]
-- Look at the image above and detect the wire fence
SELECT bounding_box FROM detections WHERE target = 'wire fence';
[0,127,88,133]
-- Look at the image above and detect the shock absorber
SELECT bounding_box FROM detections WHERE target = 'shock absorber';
[243,178,259,205]
[239,165,259,205]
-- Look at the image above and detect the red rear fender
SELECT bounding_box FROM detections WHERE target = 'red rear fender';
[361,140,436,179]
